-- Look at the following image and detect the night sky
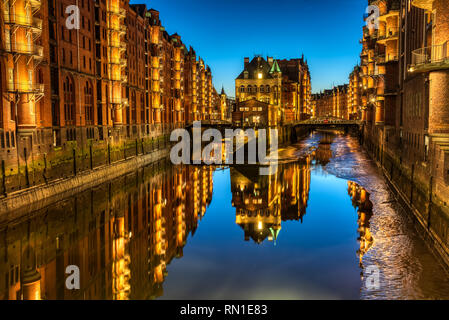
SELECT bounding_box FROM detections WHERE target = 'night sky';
[130,0,367,96]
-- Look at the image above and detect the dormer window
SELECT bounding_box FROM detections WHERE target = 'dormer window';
[244,71,249,79]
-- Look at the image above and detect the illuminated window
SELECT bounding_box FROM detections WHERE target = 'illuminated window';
[258,73,263,79]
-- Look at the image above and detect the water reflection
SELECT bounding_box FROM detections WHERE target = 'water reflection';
[348,181,374,266]
[231,159,311,244]
[0,162,214,300]
[312,132,333,166]
[1,131,448,300]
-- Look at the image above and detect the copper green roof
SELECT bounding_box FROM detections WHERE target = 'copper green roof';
[270,60,281,74]
[269,227,281,242]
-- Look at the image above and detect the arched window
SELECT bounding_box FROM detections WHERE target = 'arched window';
[260,86,265,93]
[247,86,252,93]
[64,76,75,124]
[266,85,270,93]
[84,81,94,124]
[240,86,245,93]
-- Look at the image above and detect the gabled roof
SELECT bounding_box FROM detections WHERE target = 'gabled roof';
[236,56,277,80]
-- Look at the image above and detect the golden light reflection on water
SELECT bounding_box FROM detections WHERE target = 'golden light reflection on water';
[1,132,448,300]
[0,162,214,300]
[347,181,374,266]
[231,159,311,244]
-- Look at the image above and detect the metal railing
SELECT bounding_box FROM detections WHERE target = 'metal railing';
[3,14,43,30]
[109,41,126,49]
[108,6,126,18]
[110,98,129,105]
[6,82,44,93]
[378,27,399,40]
[376,54,386,64]
[109,58,127,66]
[376,53,398,63]
[412,41,449,66]
[29,0,41,9]
[3,43,43,57]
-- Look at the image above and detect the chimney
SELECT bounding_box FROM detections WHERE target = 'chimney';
[244,57,249,69]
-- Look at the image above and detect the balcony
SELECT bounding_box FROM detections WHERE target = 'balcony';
[367,66,384,77]
[108,24,126,34]
[109,40,126,50]
[29,0,41,10]
[376,53,399,64]
[108,6,126,18]
[109,58,127,66]
[4,15,43,32]
[6,82,44,94]
[375,54,386,64]
[111,73,126,82]
[410,42,449,73]
[377,27,399,44]
[4,43,43,59]
[379,10,399,22]
[411,0,434,11]
[110,98,129,105]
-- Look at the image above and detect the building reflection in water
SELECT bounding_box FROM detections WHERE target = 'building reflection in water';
[231,156,311,244]
[312,131,334,166]
[0,131,377,300]
[0,161,214,300]
[347,181,374,266]
[229,131,339,245]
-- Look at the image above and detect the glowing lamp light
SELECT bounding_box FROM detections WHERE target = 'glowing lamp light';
[258,221,263,230]
[258,73,263,79]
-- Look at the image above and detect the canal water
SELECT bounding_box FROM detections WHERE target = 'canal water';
[1,131,449,300]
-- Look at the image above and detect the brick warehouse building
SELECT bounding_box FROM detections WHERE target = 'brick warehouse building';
[309,0,449,265]
[234,55,312,126]
[356,0,449,265]
[0,0,223,193]
[0,163,215,300]
[312,85,350,119]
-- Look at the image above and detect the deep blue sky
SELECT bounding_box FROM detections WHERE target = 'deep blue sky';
[131,0,366,96]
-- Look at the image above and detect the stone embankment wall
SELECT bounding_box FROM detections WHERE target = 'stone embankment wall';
[0,135,172,217]
[362,130,449,269]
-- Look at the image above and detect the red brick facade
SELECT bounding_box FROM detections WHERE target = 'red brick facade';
[0,1,221,193]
